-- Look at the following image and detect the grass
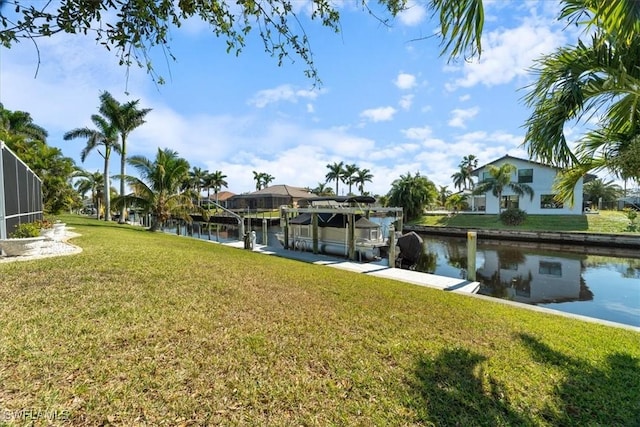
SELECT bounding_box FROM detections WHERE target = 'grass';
[1,215,639,426]
[412,210,635,233]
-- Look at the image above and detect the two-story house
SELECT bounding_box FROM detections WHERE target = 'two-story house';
[471,155,584,215]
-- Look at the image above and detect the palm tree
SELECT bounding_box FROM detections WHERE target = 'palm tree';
[325,161,344,195]
[74,169,104,220]
[113,148,205,231]
[583,179,623,208]
[387,172,437,221]
[523,12,640,202]
[473,163,534,217]
[206,170,228,207]
[0,103,48,141]
[262,173,275,188]
[438,185,452,207]
[445,193,467,212]
[451,169,469,191]
[188,166,208,206]
[460,155,478,189]
[64,115,120,221]
[98,91,151,223]
[353,168,374,195]
[252,171,265,191]
[312,182,335,196]
[342,163,359,195]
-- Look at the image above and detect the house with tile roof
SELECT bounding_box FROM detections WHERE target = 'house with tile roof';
[470,155,585,215]
[226,185,312,211]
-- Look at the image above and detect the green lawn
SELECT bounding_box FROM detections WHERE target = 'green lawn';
[413,210,635,233]
[0,215,638,426]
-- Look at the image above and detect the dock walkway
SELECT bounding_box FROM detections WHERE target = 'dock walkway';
[223,241,480,294]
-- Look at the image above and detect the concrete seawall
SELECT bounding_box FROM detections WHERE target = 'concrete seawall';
[404,225,640,250]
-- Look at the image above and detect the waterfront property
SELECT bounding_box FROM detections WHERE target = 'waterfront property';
[471,155,587,215]
[226,184,312,211]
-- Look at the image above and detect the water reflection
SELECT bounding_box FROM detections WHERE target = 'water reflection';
[415,236,640,327]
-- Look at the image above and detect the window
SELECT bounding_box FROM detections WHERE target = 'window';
[539,261,562,276]
[541,194,563,209]
[501,195,519,210]
[518,168,533,183]
[481,171,494,183]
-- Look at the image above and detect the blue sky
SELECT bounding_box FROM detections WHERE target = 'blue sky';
[0,0,610,196]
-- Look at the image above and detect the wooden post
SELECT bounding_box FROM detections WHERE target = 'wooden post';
[388,224,396,268]
[283,212,290,250]
[347,213,355,260]
[262,218,268,246]
[467,231,477,281]
[312,212,318,254]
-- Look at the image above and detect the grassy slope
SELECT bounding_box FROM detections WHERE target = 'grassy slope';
[413,210,634,233]
[0,216,638,426]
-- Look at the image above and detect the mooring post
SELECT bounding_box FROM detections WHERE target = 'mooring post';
[262,218,268,246]
[467,231,477,281]
[388,224,396,268]
[312,212,318,254]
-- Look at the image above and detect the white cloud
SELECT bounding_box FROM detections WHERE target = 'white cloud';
[446,21,566,90]
[448,107,479,128]
[399,94,414,110]
[394,73,417,90]
[248,85,321,108]
[360,106,397,122]
[402,126,433,140]
[397,1,427,26]
[459,94,471,102]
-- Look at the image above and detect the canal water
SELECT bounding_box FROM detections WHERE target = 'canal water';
[415,235,640,327]
[165,223,640,328]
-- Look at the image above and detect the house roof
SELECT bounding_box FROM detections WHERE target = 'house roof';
[207,191,235,201]
[472,154,598,181]
[243,185,312,198]
[471,155,559,175]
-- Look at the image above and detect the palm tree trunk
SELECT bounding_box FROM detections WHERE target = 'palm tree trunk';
[104,157,111,221]
[119,142,126,223]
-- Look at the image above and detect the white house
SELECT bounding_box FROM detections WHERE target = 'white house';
[471,155,584,215]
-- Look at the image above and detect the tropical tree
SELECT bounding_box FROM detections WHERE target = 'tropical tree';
[262,173,275,188]
[0,103,48,141]
[97,91,151,223]
[312,182,334,196]
[342,163,359,195]
[206,170,228,207]
[460,154,478,189]
[325,161,344,195]
[523,3,640,203]
[1,104,77,214]
[445,193,468,212]
[353,168,374,195]
[473,163,534,216]
[387,172,437,221]
[74,169,104,220]
[438,185,452,207]
[63,114,120,221]
[113,148,205,231]
[187,166,208,205]
[451,169,469,191]
[583,179,623,207]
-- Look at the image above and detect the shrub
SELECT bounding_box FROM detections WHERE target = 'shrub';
[500,208,527,226]
[10,222,42,238]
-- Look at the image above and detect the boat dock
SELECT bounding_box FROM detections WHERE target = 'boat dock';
[223,241,480,294]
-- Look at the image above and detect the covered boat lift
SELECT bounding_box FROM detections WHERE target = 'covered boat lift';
[279,196,404,261]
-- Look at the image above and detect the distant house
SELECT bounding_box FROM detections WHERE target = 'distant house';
[226,185,312,211]
[0,141,43,239]
[206,190,235,208]
[470,155,584,215]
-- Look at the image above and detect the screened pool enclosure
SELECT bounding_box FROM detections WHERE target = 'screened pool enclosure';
[0,141,43,239]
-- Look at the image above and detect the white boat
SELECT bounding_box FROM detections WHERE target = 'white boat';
[275,196,402,261]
